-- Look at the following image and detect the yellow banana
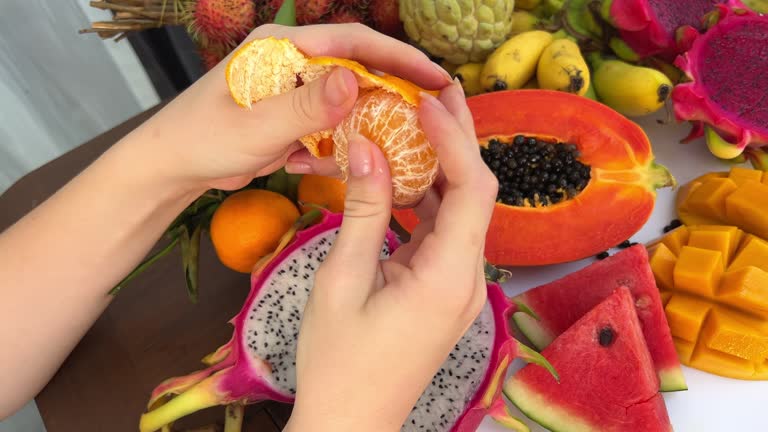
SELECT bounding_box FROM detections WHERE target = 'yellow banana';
[509,11,541,35]
[590,54,673,117]
[453,62,485,96]
[536,38,590,96]
[481,30,554,92]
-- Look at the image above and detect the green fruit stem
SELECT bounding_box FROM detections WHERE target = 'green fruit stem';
[273,0,296,26]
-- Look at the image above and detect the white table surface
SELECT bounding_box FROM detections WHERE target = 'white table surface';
[477,109,768,431]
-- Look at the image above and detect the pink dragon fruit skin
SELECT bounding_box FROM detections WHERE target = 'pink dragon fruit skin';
[671,6,768,158]
[604,0,748,60]
[138,209,556,432]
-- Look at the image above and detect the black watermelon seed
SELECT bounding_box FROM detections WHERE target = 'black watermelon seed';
[598,326,615,347]
[596,251,610,260]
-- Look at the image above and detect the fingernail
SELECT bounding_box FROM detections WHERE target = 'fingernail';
[348,134,372,177]
[432,62,453,82]
[419,91,448,112]
[285,161,312,174]
[448,78,466,97]
[325,68,353,107]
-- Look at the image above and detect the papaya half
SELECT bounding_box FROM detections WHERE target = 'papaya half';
[392,89,675,266]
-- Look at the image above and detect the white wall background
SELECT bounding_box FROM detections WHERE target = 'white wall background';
[0,0,159,430]
[0,0,159,194]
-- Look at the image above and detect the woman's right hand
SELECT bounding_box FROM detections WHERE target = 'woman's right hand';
[284,79,499,432]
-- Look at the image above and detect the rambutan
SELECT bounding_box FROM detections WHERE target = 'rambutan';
[186,0,257,49]
[296,0,335,24]
[370,0,404,38]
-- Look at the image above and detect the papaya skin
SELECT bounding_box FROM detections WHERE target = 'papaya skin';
[393,89,674,267]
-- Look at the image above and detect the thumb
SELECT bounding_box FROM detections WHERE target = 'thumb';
[251,67,359,145]
[325,134,393,300]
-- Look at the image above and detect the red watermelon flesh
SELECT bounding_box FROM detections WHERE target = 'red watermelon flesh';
[512,245,686,392]
[504,287,674,432]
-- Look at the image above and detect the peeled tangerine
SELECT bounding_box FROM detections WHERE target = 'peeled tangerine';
[647,224,768,380]
[225,37,439,208]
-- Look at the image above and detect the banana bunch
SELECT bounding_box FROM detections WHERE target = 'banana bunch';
[448,0,675,119]
[455,30,592,99]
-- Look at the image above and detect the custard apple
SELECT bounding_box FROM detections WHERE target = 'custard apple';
[400,0,516,64]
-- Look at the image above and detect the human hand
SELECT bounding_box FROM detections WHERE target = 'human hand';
[283,80,499,432]
[123,23,452,193]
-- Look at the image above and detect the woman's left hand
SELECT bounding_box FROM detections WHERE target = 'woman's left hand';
[126,23,453,192]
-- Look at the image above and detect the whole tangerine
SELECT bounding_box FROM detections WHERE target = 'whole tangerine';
[209,189,300,273]
[297,174,347,214]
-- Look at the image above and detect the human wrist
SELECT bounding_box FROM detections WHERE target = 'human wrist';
[109,126,209,204]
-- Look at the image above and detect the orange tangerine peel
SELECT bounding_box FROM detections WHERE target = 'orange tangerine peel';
[225,36,440,208]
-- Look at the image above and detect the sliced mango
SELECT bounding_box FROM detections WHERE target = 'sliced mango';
[661,226,689,256]
[725,180,768,240]
[686,177,737,222]
[647,224,768,380]
[673,246,724,297]
[678,167,768,240]
[649,243,676,291]
[730,235,768,273]
[719,267,768,318]
[701,309,768,362]
[728,166,763,186]
[665,293,711,342]
[687,227,740,265]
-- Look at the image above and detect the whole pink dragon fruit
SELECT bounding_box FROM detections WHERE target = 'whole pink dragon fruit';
[138,210,556,432]
[671,6,768,165]
[601,0,748,60]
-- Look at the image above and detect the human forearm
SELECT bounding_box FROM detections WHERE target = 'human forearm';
[0,135,202,418]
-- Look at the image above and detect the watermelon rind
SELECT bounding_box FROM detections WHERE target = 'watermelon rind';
[510,246,688,392]
[504,379,595,432]
[514,305,688,393]
[512,310,553,351]
[505,287,674,432]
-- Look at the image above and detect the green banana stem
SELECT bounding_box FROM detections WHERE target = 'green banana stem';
[585,51,604,70]
[272,0,296,26]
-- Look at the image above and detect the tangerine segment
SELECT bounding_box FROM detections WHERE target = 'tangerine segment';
[333,88,438,208]
[225,37,439,208]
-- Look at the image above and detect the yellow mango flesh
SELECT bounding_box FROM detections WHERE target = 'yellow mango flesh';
[729,166,763,186]
[649,223,768,380]
[678,167,768,239]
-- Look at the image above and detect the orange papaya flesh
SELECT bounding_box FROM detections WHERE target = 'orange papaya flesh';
[677,166,768,240]
[648,224,768,380]
[392,89,675,267]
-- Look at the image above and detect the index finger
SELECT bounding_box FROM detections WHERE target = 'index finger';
[248,23,452,90]
[412,87,498,271]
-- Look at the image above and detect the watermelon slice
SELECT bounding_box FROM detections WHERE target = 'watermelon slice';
[512,245,687,392]
[505,286,674,432]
